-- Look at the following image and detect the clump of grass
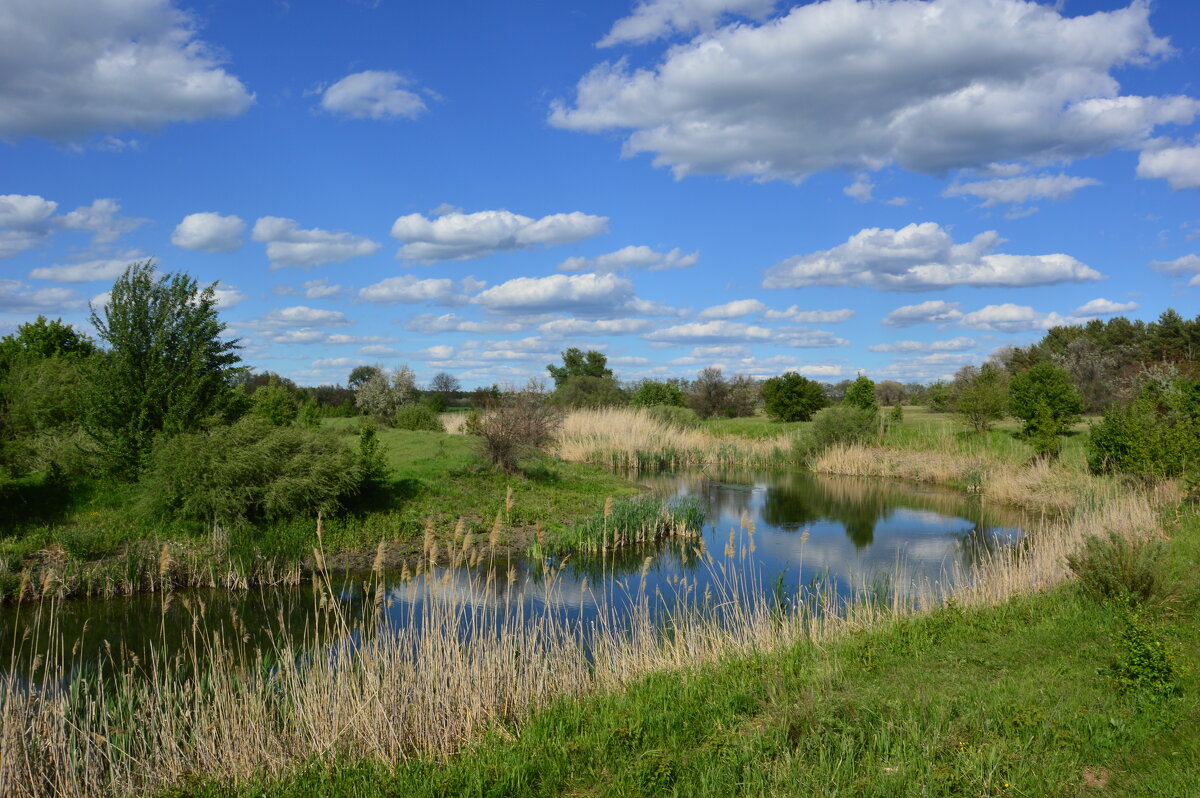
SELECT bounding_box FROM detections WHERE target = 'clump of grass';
[1066,530,1170,608]
[1108,610,1178,696]
[536,496,705,555]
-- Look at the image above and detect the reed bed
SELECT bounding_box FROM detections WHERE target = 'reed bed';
[439,412,468,435]
[555,407,793,469]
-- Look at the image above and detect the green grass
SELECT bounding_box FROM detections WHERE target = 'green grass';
[189,507,1200,798]
[700,414,809,439]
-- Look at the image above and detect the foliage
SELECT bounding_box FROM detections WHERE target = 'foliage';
[1108,611,1177,697]
[888,402,904,424]
[478,389,563,472]
[392,403,444,432]
[797,405,878,458]
[250,379,300,427]
[687,367,757,419]
[874,380,907,406]
[547,348,612,387]
[1087,374,1200,478]
[629,380,687,408]
[1009,362,1082,440]
[0,315,96,361]
[429,372,460,396]
[924,381,953,412]
[552,375,627,408]
[842,375,878,413]
[1066,531,1170,608]
[724,374,759,418]
[644,404,701,430]
[761,372,827,422]
[85,261,242,478]
[463,409,484,436]
[354,365,416,423]
[953,363,1009,434]
[356,421,391,494]
[347,365,382,392]
[138,416,363,526]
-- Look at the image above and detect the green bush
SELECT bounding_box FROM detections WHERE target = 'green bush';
[250,380,299,427]
[1108,611,1177,697]
[1088,377,1200,479]
[843,376,879,413]
[139,417,364,526]
[644,405,701,430]
[463,409,483,436]
[1066,531,1169,608]
[796,405,877,459]
[761,372,827,422]
[392,403,444,432]
[630,380,687,408]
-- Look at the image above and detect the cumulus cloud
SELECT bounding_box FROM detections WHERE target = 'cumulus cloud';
[696,299,767,320]
[1072,298,1138,317]
[843,174,874,203]
[1137,142,1200,189]
[0,279,82,313]
[958,303,1071,333]
[868,337,977,353]
[404,313,531,334]
[762,306,855,323]
[645,320,847,346]
[882,352,982,381]
[319,70,427,120]
[762,222,1101,291]
[359,275,468,304]
[558,245,698,273]
[0,0,253,142]
[56,199,146,243]
[172,212,246,252]
[0,194,58,257]
[472,272,672,317]
[391,209,608,262]
[881,300,965,328]
[29,251,145,283]
[1149,254,1200,287]
[538,317,653,337]
[252,216,380,268]
[944,174,1101,206]
[553,0,1197,181]
[256,306,352,329]
[598,0,775,47]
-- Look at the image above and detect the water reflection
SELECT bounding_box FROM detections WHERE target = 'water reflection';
[1,469,1023,679]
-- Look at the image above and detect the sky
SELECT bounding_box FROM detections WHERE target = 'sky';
[1,0,1197,389]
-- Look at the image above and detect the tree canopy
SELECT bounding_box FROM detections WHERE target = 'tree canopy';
[546,348,612,387]
[761,372,827,422]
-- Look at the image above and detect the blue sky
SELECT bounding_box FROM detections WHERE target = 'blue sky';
[1,0,1197,388]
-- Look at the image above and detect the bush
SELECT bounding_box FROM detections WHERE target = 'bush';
[552,375,627,408]
[1009,362,1082,437]
[630,380,686,408]
[644,405,701,430]
[1109,611,1177,697]
[139,417,364,526]
[250,380,298,427]
[1066,531,1169,608]
[761,372,827,422]
[843,376,879,413]
[463,409,484,436]
[796,405,877,458]
[953,363,1009,434]
[392,403,444,432]
[1088,377,1200,479]
[478,390,563,473]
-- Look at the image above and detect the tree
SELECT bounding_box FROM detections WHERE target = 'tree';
[761,372,827,422]
[875,380,907,407]
[354,364,416,423]
[86,262,241,477]
[430,372,460,398]
[250,378,299,427]
[1,316,96,361]
[546,348,612,387]
[924,381,953,412]
[843,376,878,413]
[725,374,759,418]
[552,375,627,408]
[1009,362,1083,444]
[953,363,1009,434]
[688,367,729,419]
[347,365,382,392]
[630,380,687,408]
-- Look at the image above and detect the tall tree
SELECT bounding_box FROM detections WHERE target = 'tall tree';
[761,372,827,422]
[86,261,242,477]
[546,348,612,387]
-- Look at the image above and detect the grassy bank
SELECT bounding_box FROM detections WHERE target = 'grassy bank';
[0,422,643,603]
[217,507,1200,797]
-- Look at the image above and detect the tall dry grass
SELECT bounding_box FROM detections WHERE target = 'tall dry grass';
[555,407,792,469]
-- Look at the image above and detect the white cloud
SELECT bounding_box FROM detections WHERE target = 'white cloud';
[553,0,1197,181]
[762,222,1101,291]
[359,275,462,304]
[558,244,698,273]
[257,306,352,329]
[0,280,82,313]
[944,174,1100,206]
[404,313,531,334]
[696,298,766,320]
[1137,142,1200,190]
[538,317,653,337]
[1150,254,1200,287]
[882,352,981,381]
[882,300,965,328]
[172,212,246,252]
[312,357,363,369]
[56,199,145,243]
[252,216,380,268]
[0,194,58,257]
[302,279,345,299]
[0,0,253,142]
[1072,298,1138,317]
[319,70,427,120]
[391,209,609,262]
[843,174,874,203]
[263,330,394,346]
[762,306,854,323]
[208,284,247,309]
[868,337,977,353]
[598,0,775,47]
[358,345,403,357]
[958,303,1071,334]
[645,320,847,346]
[28,251,144,283]
[472,272,672,317]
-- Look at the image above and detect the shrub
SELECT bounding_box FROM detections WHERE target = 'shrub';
[843,376,879,413]
[250,380,298,427]
[630,380,686,408]
[761,372,827,422]
[354,365,416,423]
[1066,530,1169,608]
[1109,611,1177,697]
[463,409,484,436]
[925,381,953,412]
[1009,362,1082,437]
[796,405,877,458]
[645,405,701,430]
[392,403,444,432]
[552,375,627,408]
[953,363,1009,434]
[478,390,563,473]
[1088,377,1200,479]
[139,417,363,526]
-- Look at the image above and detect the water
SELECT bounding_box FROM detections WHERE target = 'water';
[0,469,1023,679]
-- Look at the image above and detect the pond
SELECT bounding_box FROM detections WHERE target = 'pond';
[0,469,1024,680]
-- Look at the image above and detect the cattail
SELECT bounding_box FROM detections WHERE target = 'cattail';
[400,562,411,581]
[16,569,29,602]
[748,519,756,536]
[489,511,502,549]
[372,540,387,575]
[641,556,653,580]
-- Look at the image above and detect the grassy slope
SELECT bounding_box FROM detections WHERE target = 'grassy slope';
[197,508,1200,798]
